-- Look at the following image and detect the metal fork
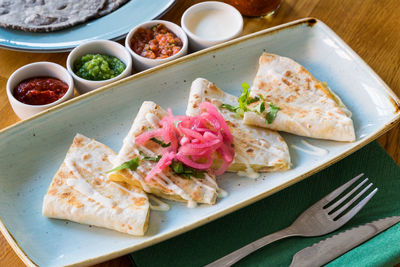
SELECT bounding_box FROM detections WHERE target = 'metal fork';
[206,173,377,267]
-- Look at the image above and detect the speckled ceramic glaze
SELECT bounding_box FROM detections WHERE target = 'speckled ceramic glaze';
[0,18,399,267]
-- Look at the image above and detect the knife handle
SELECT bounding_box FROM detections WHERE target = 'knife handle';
[289,216,400,267]
[205,227,297,267]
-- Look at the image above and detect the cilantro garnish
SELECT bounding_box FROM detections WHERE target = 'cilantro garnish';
[221,104,238,112]
[265,102,280,124]
[221,82,280,124]
[221,82,259,117]
[170,160,205,179]
[238,82,251,112]
[139,151,161,162]
[106,157,140,173]
[254,101,265,114]
[150,137,171,147]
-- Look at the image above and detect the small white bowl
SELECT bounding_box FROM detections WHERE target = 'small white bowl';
[181,1,243,51]
[125,20,188,71]
[67,40,132,94]
[7,62,74,120]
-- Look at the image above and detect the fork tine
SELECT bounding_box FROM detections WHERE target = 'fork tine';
[323,173,364,203]
[335,188,378,225]
[325,178,369,213]
[330,182,373,219]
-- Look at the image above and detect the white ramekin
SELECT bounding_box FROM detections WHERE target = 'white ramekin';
[67,40,132,94]
[125,20,188,71]
[7,62,74,120]
[181,1,243,51]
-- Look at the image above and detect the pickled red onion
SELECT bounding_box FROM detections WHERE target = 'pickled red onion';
[200,102,233,142]
[176,153,213,170]
[144,150,176,181]
[135,102,235,181]
[135,128,163,145]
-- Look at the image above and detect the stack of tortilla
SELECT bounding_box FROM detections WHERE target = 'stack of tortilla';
[0,0,129,32]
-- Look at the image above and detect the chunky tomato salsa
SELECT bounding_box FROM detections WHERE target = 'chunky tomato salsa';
[13,77,68,105]
[130,24,183,59]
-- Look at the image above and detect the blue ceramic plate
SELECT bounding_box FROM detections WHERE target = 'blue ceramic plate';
[0,18,399,267]
[0,0,175,52]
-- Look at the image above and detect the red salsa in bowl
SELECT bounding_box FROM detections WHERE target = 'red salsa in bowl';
[130,23,183,59]
[13,77,69,105]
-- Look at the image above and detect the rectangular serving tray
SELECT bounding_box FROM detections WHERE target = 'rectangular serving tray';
[0,18,399,267]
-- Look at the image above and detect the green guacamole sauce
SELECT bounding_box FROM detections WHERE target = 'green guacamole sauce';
[73,54,126,81]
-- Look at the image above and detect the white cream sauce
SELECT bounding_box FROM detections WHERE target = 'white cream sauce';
[234,136,266,151]
[135,145,156,157]
[158,172,197,208]
[137,160,198,208]
[145,113,160,128]
[111,180,147,200]
[187,9,240,41]
[148,195,170,211]
[237,169,260,179]
[235,151,260,179]
[65,169,114,210]
[218,188,228,198]
[291,139,328,156]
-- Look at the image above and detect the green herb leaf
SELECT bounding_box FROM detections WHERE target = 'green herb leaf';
[190,171,205,179]
[221,103,238,112]
[221,83,264,119]
[150,137,171,147]
[139,151,161,162]
[247,96,259,105]
[170,160,184,174]
[169,160,205,179]
[238,82,250,112]
[106,157,140,173]
[265,102,280,124]
[254,101,265,114]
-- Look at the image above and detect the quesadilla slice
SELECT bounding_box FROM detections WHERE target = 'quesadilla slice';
[243,52,355,142]
[186,78,291,178]
[42,134,149,236]
[108,101,220,207]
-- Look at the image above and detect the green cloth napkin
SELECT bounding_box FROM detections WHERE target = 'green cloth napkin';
[131,141,400,267]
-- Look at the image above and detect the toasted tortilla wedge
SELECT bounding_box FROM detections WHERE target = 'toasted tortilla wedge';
[186,78,291,177]
[243,52,355,142]
[108,101,220,207]
[42,134,149,236]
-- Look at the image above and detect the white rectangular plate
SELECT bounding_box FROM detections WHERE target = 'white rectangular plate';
[0,18,399,267]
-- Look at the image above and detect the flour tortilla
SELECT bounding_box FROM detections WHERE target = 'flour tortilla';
[42,134,149,236]
[186,78,291,175]
[98,0,129,16]
[243,53,355,142]
[0,0,105,32]
[108,101,220,207]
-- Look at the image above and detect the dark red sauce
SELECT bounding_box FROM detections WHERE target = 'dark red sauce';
[13,77,68,105]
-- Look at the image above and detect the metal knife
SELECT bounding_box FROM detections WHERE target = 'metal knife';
[290,216,400,267]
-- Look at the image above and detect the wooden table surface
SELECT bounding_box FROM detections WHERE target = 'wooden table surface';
[1,0,399,266]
